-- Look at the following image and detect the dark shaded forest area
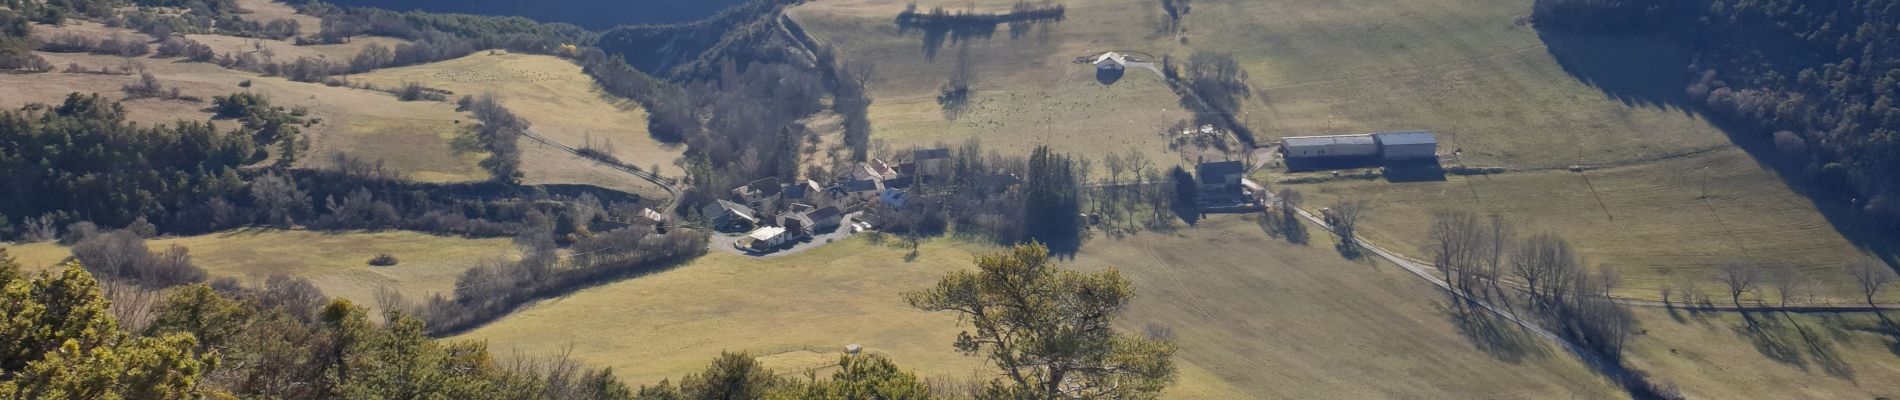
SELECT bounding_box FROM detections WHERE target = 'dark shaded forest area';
[1534,0,1900,234]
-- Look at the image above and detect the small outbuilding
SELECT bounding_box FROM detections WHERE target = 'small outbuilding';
[1372,131,1437,162]
[1094,52,1127,70]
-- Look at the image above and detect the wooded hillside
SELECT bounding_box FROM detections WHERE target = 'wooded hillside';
[1536,0,1900,229]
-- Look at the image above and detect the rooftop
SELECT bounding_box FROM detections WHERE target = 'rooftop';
[1373,130,1437,146]
[807,206,842,220]
[914,148,951,160]
[1282,134,1376,148]
[747,226,787,240]
[1197,160,1247,178]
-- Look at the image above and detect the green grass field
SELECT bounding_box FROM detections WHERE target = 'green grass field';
[460,217,1622,398]
[1,229,515,305]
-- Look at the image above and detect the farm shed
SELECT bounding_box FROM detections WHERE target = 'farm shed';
[1281,134,1379,160]
[1372,131,1437,161]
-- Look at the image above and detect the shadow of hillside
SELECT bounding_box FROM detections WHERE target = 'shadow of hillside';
[1537,27,1897,268]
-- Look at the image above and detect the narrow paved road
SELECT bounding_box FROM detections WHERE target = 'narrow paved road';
[519,128,684,213]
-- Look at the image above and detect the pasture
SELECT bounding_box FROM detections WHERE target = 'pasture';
[1280,148,1873,302]
[0,229,515,304]
[5,40,492,183]
[788,0,1202,171]
[347,52,685,177]
[1624,307,1900,399]
[459,217,1621,398]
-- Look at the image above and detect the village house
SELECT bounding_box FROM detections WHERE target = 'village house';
[806,206,844,232]
[831,179,882,201]
[702,199,759,232]
[733,177,782,206]
[869,159,900,180]
[777,211,815,237]
[1196,160,1247,194]
[912,148,951,177]
[879,187,912,208]
[780,179,823,202]
[746,226,791,251]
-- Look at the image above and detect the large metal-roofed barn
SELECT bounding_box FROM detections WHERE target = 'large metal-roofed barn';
[1280,134,1379,159]
[1372,131,1437,161]
[1279,131,1438,163]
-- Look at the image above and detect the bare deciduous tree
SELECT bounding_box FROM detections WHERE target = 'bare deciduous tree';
[1769,268,1798,307]
[1849,260,1894,305]
[1718,263,1760,306]
[1328,199,1370,254]
[1512,233,1575,302]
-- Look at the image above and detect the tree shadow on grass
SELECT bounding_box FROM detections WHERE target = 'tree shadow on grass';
[1539,26,1898,270]
[1734,309,1809,370]
[1442,294,1546,364]
[1730,309,1855,379]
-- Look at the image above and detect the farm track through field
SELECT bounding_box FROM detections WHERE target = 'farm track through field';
[519,127,684,213]
[1256,44,1551,92]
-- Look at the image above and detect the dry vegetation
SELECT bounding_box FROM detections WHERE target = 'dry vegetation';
[789,0,1200,172]
[1281,148,1871,301]
[4,21,489,183]
[0,229,515,304]
[1623,307,1900,398]
[348,52,684,176]
[460,217,1623,398]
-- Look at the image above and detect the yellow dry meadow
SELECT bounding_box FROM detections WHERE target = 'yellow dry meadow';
[461,218,1624,398]
[348,52,684,177]
[1,229,515,305]
[787,0,1876,297]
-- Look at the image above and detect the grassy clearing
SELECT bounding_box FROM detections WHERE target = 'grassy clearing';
[5,39,491,183]
[461,217,1620,398]
[789,0,1202,169]
[1624,307,1900,398]
[185,33,409,65]
[1074,217,1620,398]
[1161,0,1873,296]
[455,236,990,389]
[348,52,683,176]
[233,0,323,35]
[1,242,76,272]
[0,229,515,304]
[1280,148,1873,301]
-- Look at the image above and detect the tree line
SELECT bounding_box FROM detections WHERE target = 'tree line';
[1535,0,1900,229]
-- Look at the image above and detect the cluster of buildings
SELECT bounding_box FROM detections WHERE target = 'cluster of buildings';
[702,148,958,253]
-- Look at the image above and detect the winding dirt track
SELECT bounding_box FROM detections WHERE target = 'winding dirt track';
[519,127,684,213]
